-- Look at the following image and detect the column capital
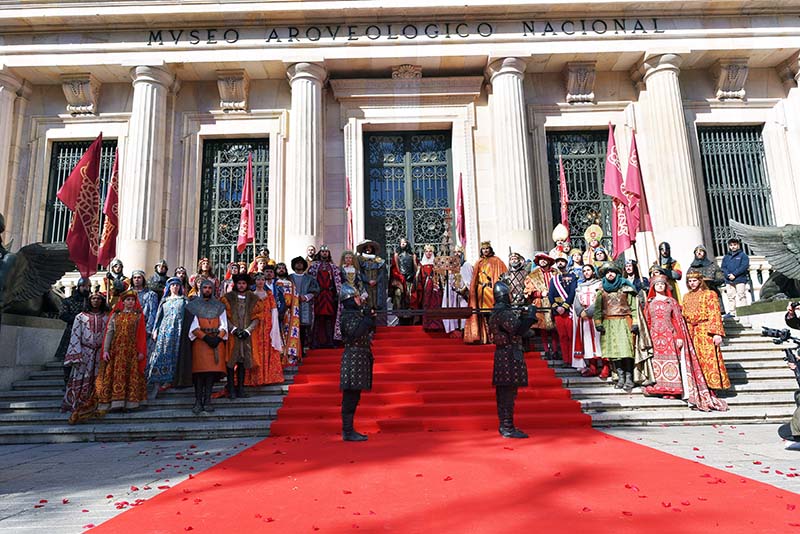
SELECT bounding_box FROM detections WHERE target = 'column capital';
[633,53,683,86]
[130,65,175,88]
[0,69,23,95]
[485,57,527,83]
[287,62,327,85]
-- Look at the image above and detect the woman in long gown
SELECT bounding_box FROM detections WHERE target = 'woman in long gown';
[95,290,148,413]
[643,274,686,398]
[416,245,444,331]
[275,263,303,365]
[245,273,285,386]
[62,292,109,424]
[147,278,187,392]
[572,265,604,377]
[682,269,731,392]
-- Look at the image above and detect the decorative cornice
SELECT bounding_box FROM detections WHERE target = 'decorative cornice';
[563,61,596,104]
[60,73,100,115]
[711,58,749,101]
[776,53,800,92]
[392,64,422,79]
[216,69,250,112]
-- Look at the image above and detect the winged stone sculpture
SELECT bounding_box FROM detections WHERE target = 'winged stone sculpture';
[0,213,75,327]
[730,220,800,301]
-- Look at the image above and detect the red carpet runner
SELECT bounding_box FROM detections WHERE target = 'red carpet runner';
[269,325,591,435]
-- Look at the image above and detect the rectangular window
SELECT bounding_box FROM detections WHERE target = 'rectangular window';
[198,138,269,279]
[43,139,118,245]
[546,131,612,252]
[697,125,775,256]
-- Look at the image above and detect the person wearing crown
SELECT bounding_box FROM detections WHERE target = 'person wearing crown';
[465,241,508,344]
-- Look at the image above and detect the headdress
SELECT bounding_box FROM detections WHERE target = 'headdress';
[119,289,138,302]
[131,269,146,279]
[552,223,569,243]
[569,248,583,257]
[423,244,435,253]
[584,224,604,243]
[291,256,308,271]
[356,239,381,255]
[109,258,123,269]
[480,240,492,249]
[598,261,621,276]
[154,259,168,268]
[339,284,358,302]
[253,254,270,264]
[232,273,251,286]
[647,273,674,299]
[163,277,184,299]
[252,272,266,281]
[685,268,708,291]
[453,245,464,254]
[534,252,555,266]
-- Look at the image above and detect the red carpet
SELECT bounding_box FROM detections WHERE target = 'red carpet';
[269,326,590,435]
[90,429,800,533]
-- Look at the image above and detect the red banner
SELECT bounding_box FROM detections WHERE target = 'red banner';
[558,155,570,233]
[236,152,255,254]
[57,133,102,277]
[456,172,467,247]
[623,131,653,237]
[97,149,119,267]
[602,124,632,259]
[345,176,354,251]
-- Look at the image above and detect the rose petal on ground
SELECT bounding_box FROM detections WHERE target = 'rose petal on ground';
[443,476,453,481]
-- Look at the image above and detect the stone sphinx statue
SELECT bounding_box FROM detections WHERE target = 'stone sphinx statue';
[730,220,800,301]
[0,213,75,324]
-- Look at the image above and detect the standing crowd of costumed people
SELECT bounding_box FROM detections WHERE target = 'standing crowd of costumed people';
[56,225,748,435]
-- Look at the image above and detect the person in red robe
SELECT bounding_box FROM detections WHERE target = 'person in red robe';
[415,245,444,331]
[308,245,342,348]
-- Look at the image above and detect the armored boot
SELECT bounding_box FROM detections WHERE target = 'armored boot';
[226,367,236,399]
[236,365,248,398]
[191,376,203,415]
[614,363,625,389]
[342,413,368,442]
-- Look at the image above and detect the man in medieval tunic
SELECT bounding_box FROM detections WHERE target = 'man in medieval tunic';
[524,253,558,358]
[594,262,640,392]
[221,274,262,398]
[187,280,228,414]
[103,258,130,309]
[548,256,577,365]
[290,256,320,357]
[442,246,473,336]
[465,241,508,344]
[308,245,342,348]
[489,280,538,438]
[389,238,418,325]
[356,239,388,325]
[148,259,169,302]
[339,284,376,442]
[55,277,90,386]
[500,252,529,306]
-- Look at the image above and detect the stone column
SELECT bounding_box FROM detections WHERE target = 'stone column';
[777,54,800,221]
[285,62,326,261]
[485,57,536,254]
[0,71,22,232]
[118,65,174,271]
[633,53,703,272]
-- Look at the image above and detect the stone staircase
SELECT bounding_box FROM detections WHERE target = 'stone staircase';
[552,319,799,426]
[0,364,295,444]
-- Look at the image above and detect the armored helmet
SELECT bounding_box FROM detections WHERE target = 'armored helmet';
[339,283,358,302]
[493,280,511,305]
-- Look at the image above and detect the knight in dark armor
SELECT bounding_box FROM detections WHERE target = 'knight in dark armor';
[390,237,418,325]
[500,251,529,305]
[55,278,91,385]
[339,284,376,442]
[149,259,169,301]
[489,280,537,438]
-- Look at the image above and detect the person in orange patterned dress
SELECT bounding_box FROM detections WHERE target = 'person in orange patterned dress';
[95,289,148,413]
[245,273,285,386]
[682,269,731,391]
[465,241,508,344]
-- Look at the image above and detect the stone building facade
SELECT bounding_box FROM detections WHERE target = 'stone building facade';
[0,1,798,279]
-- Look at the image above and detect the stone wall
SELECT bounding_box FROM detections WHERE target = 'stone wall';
[0,314,64,391]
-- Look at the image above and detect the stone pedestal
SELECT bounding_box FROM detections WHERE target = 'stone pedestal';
[485,58,536,255]
[0,314,64,391]
[0,71,22,233]
[285,62,326,261]
[634,53,703,272]
[118,66,174,271]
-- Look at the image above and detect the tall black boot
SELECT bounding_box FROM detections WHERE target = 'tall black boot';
[497,386,528,439]
[623,359,635,392]
[236,365,248,398]
[226,367,236,399]
[342,390,367,442]
[202,373,215,413]
[191,375,203,415]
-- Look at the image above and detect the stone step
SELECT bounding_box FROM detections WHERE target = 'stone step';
[11,374,296,390]
[0,394,286,411]
[0,384,291,401]
[0,420,272,445]
[578,392,796,411]
[0,404,279,425]
[568,380,798,396]
[558,372,798,387]
[589,405,796,427]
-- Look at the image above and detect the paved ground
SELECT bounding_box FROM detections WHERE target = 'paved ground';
[0,425,797,533]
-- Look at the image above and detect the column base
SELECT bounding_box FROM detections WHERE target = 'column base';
[116,239,162,274]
